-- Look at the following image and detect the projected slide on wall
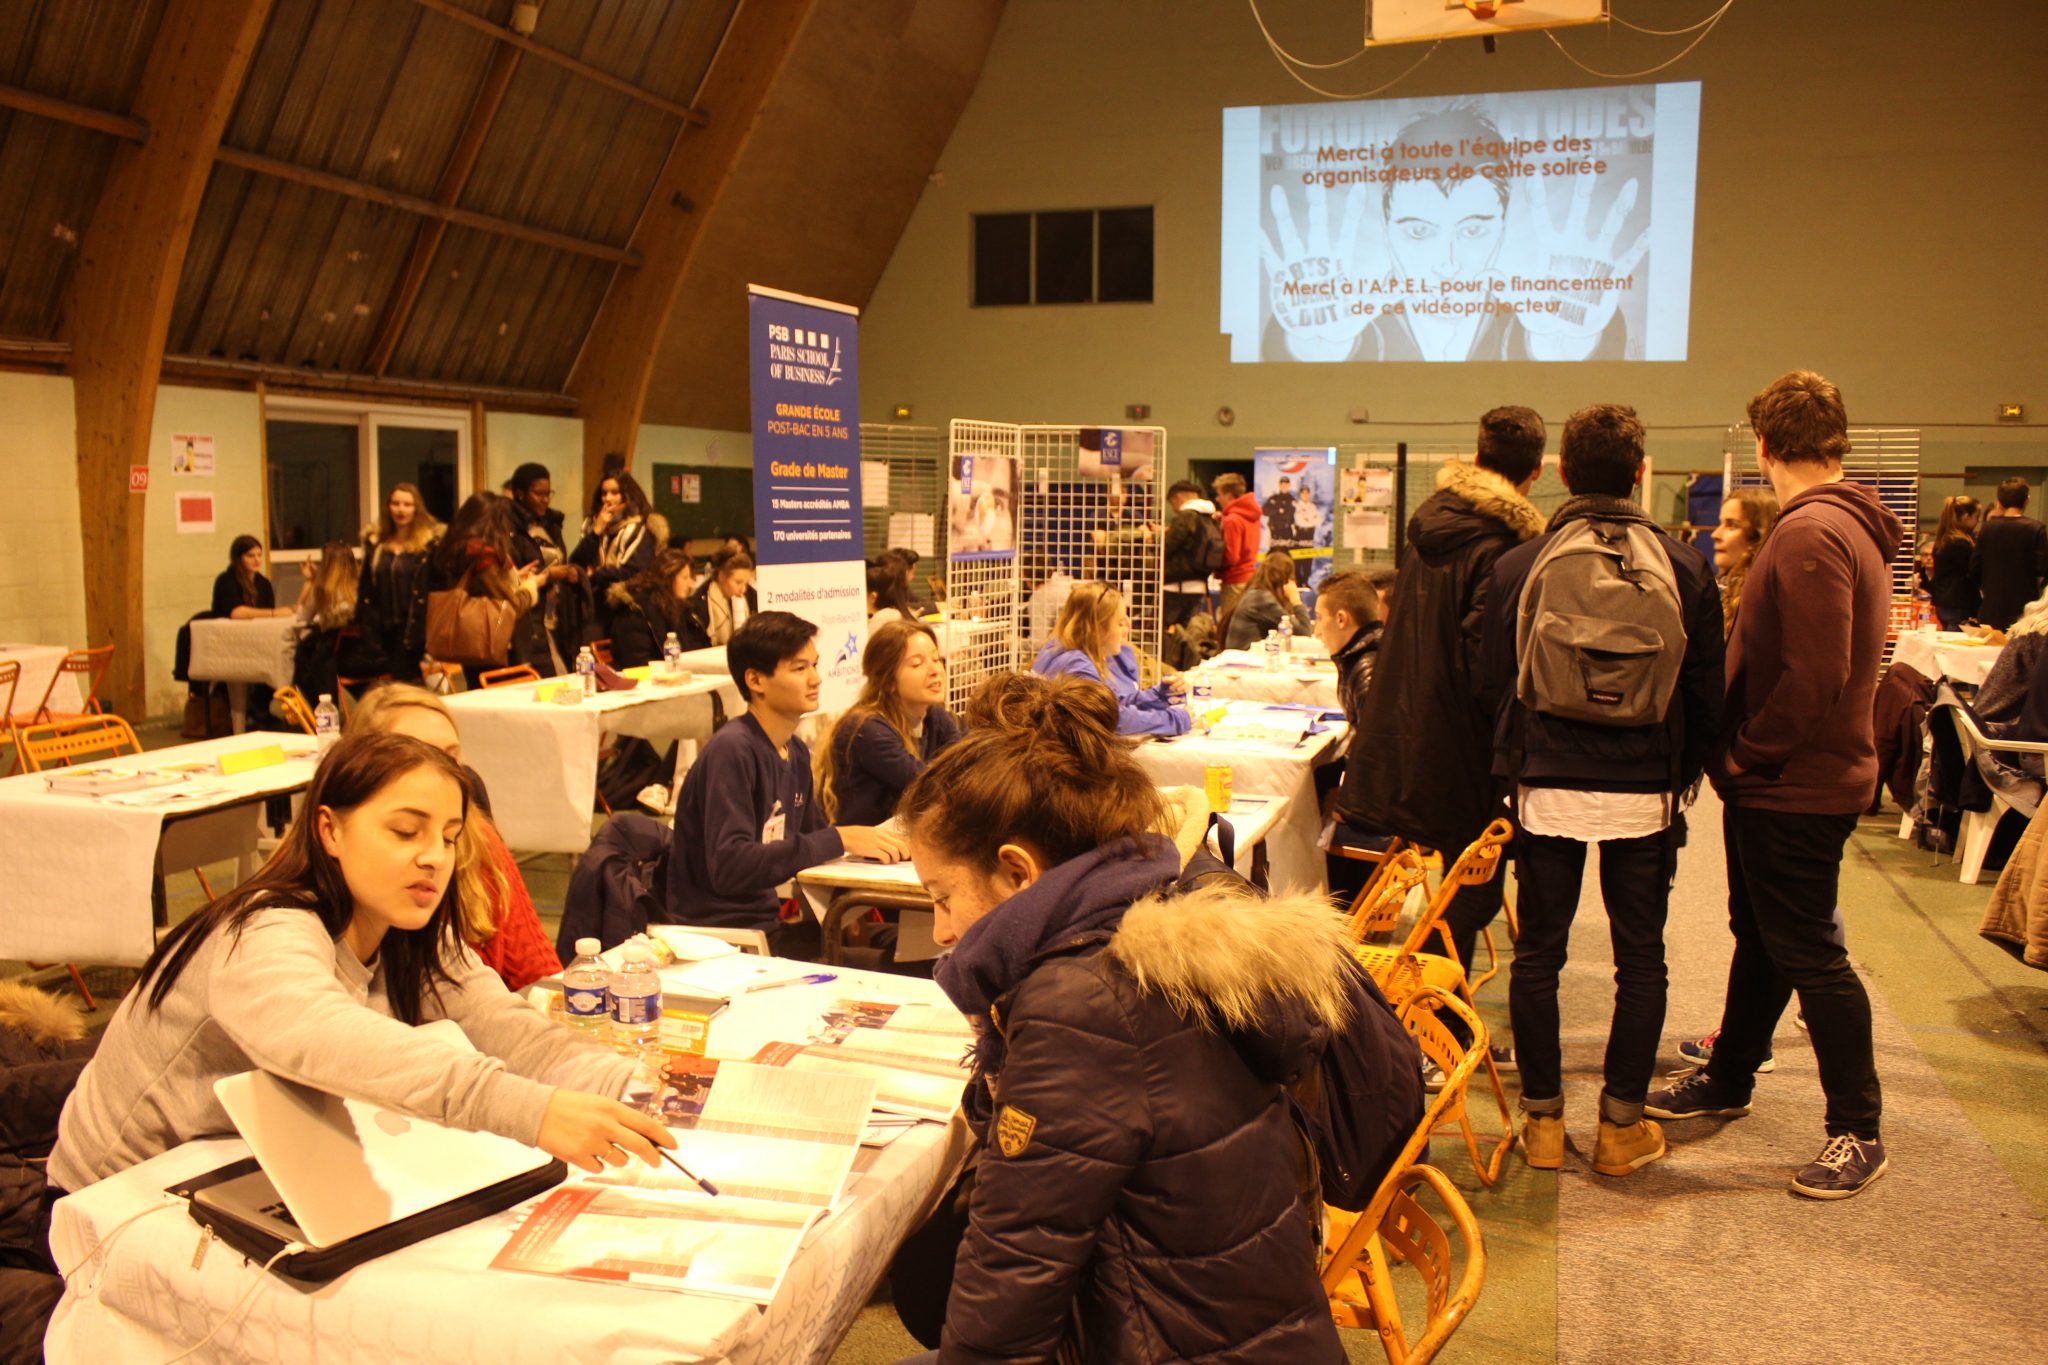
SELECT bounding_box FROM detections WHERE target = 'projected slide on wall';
[1220,83,1700,364]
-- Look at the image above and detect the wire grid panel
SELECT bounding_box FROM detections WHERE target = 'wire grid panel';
[858,423,942,563]
[942,421,1024,710]
[1725,423,1921,664]
[1330,443,1578,572]
[1016,425,1168,681]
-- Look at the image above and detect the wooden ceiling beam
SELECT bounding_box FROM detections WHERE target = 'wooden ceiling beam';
[0,81,148,141]
[364,41,523,377]
[214,144,639,267]
[410,0,709,128]
[63,0,276,720]
[568,0,818,489]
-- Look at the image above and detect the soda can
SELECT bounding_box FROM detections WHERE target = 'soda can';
[1204,764,1233,813]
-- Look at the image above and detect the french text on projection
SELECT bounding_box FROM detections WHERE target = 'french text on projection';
[1219,83,1700,364]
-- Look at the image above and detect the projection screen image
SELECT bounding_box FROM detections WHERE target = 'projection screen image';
[1221,82,1700,364]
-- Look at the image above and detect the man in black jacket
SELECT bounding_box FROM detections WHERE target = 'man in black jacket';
[1479,404,1724,1178]
[1160,479,1219,645]
[1968,476,2048,629]
[1339,407,1547,998]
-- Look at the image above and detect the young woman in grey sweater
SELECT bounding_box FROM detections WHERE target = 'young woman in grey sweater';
[48,732,673,1192]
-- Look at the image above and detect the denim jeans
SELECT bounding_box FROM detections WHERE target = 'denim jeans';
[1509,827,1678,1118]
[1704,804,1881,1140]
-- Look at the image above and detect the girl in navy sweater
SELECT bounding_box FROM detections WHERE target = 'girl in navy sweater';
[817,620,961,826]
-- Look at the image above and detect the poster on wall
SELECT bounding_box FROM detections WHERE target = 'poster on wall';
[1076,428,1158,482]
[175,491,216,534]
[679,473,702,504]
[947,456,1016,559]
[1254,448,1336,591]
[170,433,214,475]
[1340,467,1395,506]
[747,284,866,713]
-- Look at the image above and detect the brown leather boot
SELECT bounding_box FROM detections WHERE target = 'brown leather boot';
[1592,1117,1667,1176]
[1522,1111,1564,1170]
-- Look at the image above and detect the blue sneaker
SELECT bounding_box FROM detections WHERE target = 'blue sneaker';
[1676,1027,1774,1074]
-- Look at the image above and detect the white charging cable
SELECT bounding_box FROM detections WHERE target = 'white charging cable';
[56,1195,183,1287]
[159,1239,306,1364]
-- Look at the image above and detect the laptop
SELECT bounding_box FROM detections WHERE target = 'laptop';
[192,1019,560,1251]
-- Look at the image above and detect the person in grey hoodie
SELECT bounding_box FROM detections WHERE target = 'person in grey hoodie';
[1648,370,1904,1201]
[50,733,672,1194]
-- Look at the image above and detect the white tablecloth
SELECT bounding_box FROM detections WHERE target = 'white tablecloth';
[1889,631,2002,688]
[188,617,300,689]
[0,732,318,963]
[0,642,83,720]
[1202,649,1342,710]
[447,676,735,852]
[1133,707,1347,895]
[46,967,969,1365]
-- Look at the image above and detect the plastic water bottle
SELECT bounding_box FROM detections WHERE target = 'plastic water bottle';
[1189,668,1214,732]
[575,645,597,698]
[1278,615,1294,655]
[562,938,610,1036]
[662,632,683,675]
[313,694,340,755]
[609,948,662,1059]
[1264,631,1282,672]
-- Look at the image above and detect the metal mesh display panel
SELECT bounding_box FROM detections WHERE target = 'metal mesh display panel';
[1016,425,1168,683]
[858,423,943,567]
[942,421,1025,710]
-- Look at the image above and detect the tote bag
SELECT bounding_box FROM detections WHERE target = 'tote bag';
[425,571,518,667]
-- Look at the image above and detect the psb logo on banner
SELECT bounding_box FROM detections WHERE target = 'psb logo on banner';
[764,325,844,387]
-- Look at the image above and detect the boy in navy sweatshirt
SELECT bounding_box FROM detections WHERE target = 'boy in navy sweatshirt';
[665,611,907,953]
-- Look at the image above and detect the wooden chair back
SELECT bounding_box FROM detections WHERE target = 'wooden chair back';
[34,645,115,723]
[16,714,142,771]
[1371,1165,1487,1364]
[0,660,18,720]
[479,664,541,688]
[590,639,614,667]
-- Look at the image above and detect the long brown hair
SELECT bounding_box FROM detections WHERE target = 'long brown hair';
[436,492,520,601]
[1719,487,1780,635]
[816,620,943,821]
[1932,494,1981,553]
[1050,581,1123,679]
[901,672,1166,875]
[375,482,442,555]
[625,548,695,627]
[138,733,472,1023]
[347,683,511,944]
[1252,548,1298,597]
[307,540,360,630]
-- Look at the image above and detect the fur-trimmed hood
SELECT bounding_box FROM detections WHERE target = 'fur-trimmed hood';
[1424,459,1545,549]
[1109,885,1354,1086]
[0,980,85,1050]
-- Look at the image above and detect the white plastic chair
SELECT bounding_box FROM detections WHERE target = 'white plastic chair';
[1944,698,2048,883]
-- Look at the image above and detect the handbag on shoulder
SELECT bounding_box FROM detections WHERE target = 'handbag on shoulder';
[425,571,518,667]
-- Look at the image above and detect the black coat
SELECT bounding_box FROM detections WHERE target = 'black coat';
[1970,514,2048,630]
[510,502,591,663]
[604,582,687,670]
[361,531,435,664]
[209,569,273,618]
[1479,497,1726,794]
[933,839,1346,1365]
[825,710,962,826]
[1336,461,1543,850]
[676,578,761,652]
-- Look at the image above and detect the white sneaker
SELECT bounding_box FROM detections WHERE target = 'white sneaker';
[636,784,674,816]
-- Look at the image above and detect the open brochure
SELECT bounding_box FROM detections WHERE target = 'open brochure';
[752,1040,968,1124]
[491,1060,875,1303]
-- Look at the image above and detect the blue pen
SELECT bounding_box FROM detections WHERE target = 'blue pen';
[744,972,838,993]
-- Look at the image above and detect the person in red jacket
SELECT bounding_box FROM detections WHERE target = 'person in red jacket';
[1647,370,1903,1201]
[1212,471,1263,630]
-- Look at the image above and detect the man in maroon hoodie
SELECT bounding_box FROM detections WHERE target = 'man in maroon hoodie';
[1213,472,1263,628]
[1647,370,1902,1200]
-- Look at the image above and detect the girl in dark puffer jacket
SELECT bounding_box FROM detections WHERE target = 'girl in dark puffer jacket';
[898,673,1351,1365]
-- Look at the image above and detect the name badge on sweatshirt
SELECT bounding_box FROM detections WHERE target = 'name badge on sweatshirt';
[762,799,787,844]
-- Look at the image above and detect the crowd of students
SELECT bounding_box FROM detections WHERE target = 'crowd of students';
[24,368,1928,1365]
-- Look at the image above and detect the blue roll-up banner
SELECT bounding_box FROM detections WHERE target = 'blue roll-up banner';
[1253,448,1336,594]
[747,285,866,712]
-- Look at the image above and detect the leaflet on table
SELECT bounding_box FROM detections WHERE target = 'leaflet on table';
[1203,710,1317,746]
[879,1001,976,1038]
[753,1040,968,1123]
[667,953,820,997]
[491,1060,876,1303]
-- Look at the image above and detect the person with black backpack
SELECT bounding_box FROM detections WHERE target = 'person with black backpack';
[1161,480,1223,650]
[1478,404,1724,1177]
[889,671,1413,1364]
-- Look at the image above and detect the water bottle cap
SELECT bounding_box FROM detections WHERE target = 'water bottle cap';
[575,937,601,956]
[318,694,332,703]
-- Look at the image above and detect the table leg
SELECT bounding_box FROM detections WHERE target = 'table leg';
[226,682,249,734]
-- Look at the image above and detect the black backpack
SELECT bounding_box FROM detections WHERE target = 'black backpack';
[1175,836,1424,1213]
[1191,514,1226,576]
[556,813,672,961]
